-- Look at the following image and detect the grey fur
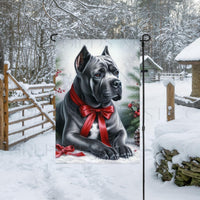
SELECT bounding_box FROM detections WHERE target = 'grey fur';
[56,46,133,160]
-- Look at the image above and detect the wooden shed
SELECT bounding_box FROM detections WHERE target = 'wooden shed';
[175,37,200,97]
[140,55,163,82]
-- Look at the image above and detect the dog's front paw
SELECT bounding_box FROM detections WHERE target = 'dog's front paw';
[90,143,119,160]
[115,145,133,158]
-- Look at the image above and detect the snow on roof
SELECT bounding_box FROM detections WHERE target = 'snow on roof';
[140,55,163,70]
[175,37,200,62]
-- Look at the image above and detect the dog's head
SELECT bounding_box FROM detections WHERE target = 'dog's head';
[74,45,122,106]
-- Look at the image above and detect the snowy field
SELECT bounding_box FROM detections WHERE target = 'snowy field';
[0,77,200,200]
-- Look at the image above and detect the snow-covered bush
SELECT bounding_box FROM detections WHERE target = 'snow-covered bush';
[153,119,200,187]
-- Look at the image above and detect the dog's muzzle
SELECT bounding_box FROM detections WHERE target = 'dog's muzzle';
[111,79,122,101]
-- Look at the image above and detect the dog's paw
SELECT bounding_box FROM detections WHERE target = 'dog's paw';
[115,145,133,158]
[99,147,119,160]
[90,143,119,160]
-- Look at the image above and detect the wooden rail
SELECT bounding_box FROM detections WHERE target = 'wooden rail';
[9,126,53,147]
[9,113,42,125]
[9,120,49,135]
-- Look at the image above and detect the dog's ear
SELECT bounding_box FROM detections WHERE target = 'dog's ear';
[102,46,110,56]
[75,45,91,73]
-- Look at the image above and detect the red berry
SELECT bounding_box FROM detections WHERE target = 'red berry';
[128,103,132,108]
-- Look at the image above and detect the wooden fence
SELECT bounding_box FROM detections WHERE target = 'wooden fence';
[0,64,56,150]
[158,72,185,81]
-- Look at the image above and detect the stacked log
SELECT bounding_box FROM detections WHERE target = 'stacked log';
[155,148,200,187]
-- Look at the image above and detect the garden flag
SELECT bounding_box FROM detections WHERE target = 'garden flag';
[55,40,140,163]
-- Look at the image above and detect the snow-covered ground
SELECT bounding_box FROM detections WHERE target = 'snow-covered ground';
[0,77,200,200]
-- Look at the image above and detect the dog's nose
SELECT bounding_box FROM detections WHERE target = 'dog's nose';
[111,80,121,89]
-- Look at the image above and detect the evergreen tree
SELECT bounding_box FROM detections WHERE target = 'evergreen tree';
[120,66,140,146]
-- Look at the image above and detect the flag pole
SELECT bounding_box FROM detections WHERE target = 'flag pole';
[140,34,151,200]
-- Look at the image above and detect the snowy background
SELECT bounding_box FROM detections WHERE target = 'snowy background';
[1,77,200,199]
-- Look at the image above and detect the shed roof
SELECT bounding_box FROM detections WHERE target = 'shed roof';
[140,55,163,70]
[175,37,200,63]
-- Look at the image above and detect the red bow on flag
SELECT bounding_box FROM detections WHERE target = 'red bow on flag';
[56,144,85,158]
[70,85,114,147]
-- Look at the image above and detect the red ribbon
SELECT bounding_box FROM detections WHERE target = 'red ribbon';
[56,144,85,158]
[70,85,114,147]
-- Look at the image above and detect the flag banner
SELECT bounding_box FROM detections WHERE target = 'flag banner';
[55,40,140,163]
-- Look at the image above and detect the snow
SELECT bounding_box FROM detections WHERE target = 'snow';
[163,79,175,87]
[4,60,10,69]
[56,145,140,164]
[140,55,163,70]
[24,83,55,90]
[175,37,200,62]
[0,74,3,80]
[1,78,200,200]
[154,119,200,163]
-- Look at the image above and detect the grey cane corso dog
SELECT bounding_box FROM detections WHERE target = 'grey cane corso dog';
[56,45,133,160]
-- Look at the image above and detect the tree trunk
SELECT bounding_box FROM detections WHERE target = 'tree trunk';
[9,19,14,69]
[0,38,4,74]
[191,64,200,97]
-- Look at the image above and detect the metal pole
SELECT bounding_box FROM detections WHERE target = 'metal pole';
[140,34,151,200]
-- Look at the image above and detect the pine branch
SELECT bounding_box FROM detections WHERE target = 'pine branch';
[128,72,140,85]
[128,94,140,100]
[127,126,135,133]
[127,85,140,91]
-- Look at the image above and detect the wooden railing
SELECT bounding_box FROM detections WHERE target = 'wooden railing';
[158,72,185,80]
[0,64,55,150]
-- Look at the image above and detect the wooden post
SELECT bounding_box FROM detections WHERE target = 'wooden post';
[3,64,9,150]
[0,78,4,149]
[167,82,175,121]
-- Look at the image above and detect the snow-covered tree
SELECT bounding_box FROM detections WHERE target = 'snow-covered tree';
[0,0,200,82]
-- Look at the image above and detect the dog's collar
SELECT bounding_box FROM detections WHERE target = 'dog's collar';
[70,85,114,147]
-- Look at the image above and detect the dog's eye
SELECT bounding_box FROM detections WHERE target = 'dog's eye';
[94,72,101,78]
[113,71,119,77]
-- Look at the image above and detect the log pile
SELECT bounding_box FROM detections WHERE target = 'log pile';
[155,148,200,187]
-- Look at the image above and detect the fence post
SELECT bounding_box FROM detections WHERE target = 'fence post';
[167,82,175,121]
[3,64,9,150]
[0,78,4,149]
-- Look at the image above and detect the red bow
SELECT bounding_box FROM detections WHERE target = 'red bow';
[70,85,114,147]
[56,144,85,158]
